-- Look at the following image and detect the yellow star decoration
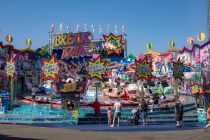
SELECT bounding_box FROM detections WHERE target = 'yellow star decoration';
[135,57,152,81]
[87,57,106,80]
[71,109,79,119]
[42,56,59,80]
[5,59,15,78]
[103,33,125,55]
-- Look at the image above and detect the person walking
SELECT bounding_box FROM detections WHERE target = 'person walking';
[111,100,122,127]
[107,107,112,127]
[175,100,184,127]
[140,99,148,126]
[204,107,210,130]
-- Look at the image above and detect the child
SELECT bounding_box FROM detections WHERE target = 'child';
[107,107,112,127]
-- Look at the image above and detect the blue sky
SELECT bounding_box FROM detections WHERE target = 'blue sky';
[0,0,207,55]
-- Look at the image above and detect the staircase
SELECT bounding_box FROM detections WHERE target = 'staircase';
[78,103,198,124]
[0,104,76,125]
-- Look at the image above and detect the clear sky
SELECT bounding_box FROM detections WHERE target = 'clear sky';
[0,0,208,56]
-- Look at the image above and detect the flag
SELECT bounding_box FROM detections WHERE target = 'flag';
[67,25,69,32]
[84,23,87,32]
[91,24,94,34]
[99,24,102,34]
[115,25,118,34]
[76,24,80,32]
[122,25,125,34]
[50,23,54,33]
[59,23,63,33]
[107,24,109,34]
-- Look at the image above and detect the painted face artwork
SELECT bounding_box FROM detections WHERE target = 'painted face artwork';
[194,48,200,63]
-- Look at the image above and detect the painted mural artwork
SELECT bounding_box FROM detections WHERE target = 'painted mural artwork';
[0,28,210,126]
[58,59,88,81]
[41,55,59,80]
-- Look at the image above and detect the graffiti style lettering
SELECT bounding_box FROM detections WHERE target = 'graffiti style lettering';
[62,45,91,59]
[53,34,66,47]
[53,32,92,47]
[86,64,106,73]
[62,46,73,58]
[53,32,92,58]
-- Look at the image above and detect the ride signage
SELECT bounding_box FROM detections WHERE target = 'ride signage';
[5,58,16,78]
[103,33,125,55]
[41,55,59,80]
[135,57,152,81]
[173,58,184,80]
[86,57,106,80]
[53,32,92,58]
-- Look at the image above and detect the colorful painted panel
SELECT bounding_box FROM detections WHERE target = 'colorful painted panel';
[41,55,59,80]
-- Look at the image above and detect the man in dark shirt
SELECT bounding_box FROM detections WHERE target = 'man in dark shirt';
[140,99,148,126]
[92,99,101,123]
[175,100,184,127]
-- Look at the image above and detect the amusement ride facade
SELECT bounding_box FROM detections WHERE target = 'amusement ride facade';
[0,26,209,125]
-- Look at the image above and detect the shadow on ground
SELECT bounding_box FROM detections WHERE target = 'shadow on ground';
[69,123,204,132]
[0,134,44,140]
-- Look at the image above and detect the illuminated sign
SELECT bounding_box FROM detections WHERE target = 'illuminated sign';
[88,41,105,52]
[5,58,15,78]
[103,33,125,55]
[86,57,106,80]
[41,55,59,80]
[56,82,86,93]
[62,45,91,58]
[135,57,152,81]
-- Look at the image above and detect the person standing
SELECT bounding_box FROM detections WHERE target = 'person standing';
[107,107,112,127]
[92,99,101,123]
[31,86,36,102]
[140,99,148,126]
[27,81,32,94]
[111,100,122,127]
[204,107,210,130]
[175,100,184,127]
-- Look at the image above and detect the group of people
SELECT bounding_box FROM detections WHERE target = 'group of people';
[92,99,122,127]
[92,98,186,128]
[92,98,149,127]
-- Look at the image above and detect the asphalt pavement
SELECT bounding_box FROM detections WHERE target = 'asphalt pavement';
[0,123,210,140]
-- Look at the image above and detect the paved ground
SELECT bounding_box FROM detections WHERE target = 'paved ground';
[0,123,210,140]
